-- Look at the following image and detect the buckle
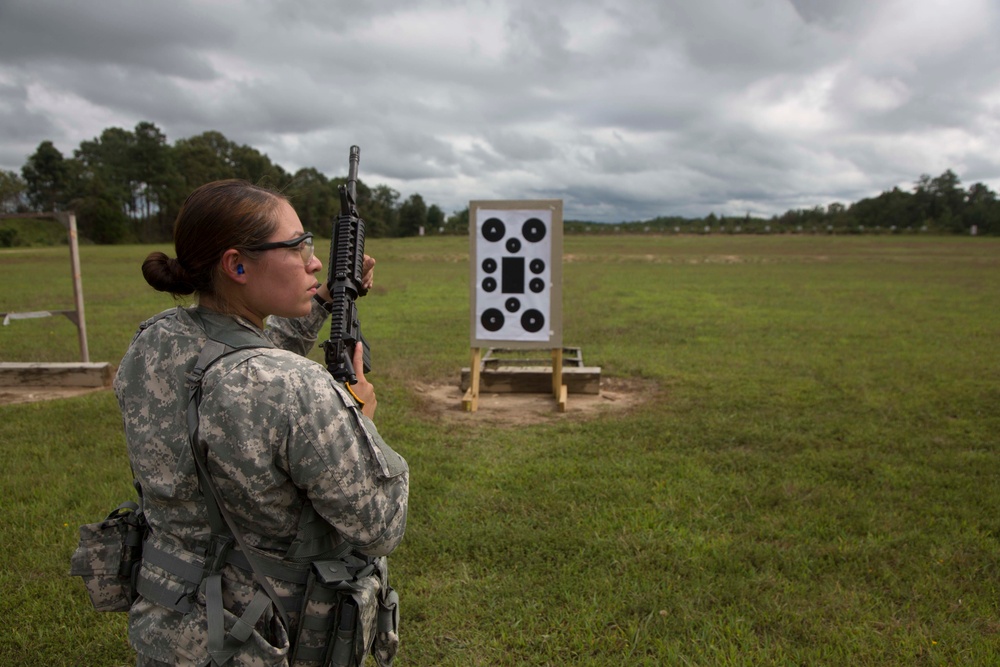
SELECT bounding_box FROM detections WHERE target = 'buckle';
[205,534,234,574]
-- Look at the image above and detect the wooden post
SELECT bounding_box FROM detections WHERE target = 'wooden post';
[63,212,89,363]
[462,347,482,412]
[552,347,567,412]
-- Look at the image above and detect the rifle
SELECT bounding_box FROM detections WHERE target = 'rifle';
[321,145,371,394]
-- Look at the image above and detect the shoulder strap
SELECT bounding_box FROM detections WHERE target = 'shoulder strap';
[192,308,276,352]
[186,339,291,665]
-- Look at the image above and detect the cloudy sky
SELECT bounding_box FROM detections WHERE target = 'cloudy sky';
[1,0,998,222]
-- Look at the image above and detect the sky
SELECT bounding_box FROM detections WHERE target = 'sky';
[1,0,998,223]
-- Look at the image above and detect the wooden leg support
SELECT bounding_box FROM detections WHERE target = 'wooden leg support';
[464,347,569,413]
[462,347,482,412]
[552,348,567,412]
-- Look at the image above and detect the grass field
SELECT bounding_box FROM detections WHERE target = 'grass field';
[1,234,998,665]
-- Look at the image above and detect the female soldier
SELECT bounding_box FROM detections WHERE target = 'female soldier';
[114,179,407,665]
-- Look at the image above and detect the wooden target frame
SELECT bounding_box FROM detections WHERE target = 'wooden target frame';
[464,199,564,412]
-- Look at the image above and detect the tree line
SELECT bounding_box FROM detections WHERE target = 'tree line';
[0,121,446,243]
[567,169,1000,236]
[2,121,998,242]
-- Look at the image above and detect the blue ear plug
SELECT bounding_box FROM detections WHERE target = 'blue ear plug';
[237,265,244,275]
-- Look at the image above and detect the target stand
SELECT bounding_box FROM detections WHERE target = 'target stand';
[463,200,575,412]
[463,347,568,412]
[461,347,601,412]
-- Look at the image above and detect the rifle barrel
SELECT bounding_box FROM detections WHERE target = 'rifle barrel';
[347,145,360,203]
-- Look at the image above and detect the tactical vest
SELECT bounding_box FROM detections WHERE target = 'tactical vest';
[73,310,399,667]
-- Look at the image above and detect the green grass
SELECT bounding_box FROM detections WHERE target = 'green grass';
[2,235,999,665]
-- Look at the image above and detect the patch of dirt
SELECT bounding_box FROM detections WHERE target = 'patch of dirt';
[1,378,660,427]
[409,376,658,427]
[0,386,109,405]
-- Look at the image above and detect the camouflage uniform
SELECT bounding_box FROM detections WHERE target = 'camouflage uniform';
[114,300,408,666]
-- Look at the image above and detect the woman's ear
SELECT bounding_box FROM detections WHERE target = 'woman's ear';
[221,249,247,283]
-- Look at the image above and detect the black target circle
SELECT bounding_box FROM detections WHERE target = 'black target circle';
[482,218,505,242]
[481,308,504,332]
[529,259,545,274]
[482,277,497,292]
[523,218,546,243]
[521,309,545,333]
[506,238,521,253]
[482,258,497,273]
[505,297,521,313]
[529,278,545,293]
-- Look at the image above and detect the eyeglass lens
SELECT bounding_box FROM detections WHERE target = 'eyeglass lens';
[298,237,315,263]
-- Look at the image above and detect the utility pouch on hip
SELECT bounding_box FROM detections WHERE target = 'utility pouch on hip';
[291,556,383,667]
[373,584,400,667]
[69,501,148,612]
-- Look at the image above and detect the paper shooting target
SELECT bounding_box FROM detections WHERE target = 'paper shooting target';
[469,200,563,348]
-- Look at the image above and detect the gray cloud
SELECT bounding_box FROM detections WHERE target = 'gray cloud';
[1,0,998,222]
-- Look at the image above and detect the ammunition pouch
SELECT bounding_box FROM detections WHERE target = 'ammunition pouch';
[69,500,148,612]
[292,555,398,667]
[70,511,401,667]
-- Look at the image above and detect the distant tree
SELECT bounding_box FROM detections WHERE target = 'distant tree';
[444,207,469,235]
[397,193,427,237]
[287,167,335,235]
[75,127,136,216]
[74,191,131,244]
[932,169,965,220]
[172,131,239,190]
[912,173,933,221]
[11,122,459,243]
[850,187,919,231]
[230,143,287,187]
[22,141,71,211]
[73,123,179,241]
[966,182,995,206]
[964,182,1000,235]
[132,121,175,229]
[0,170,27,213]
[913,169,964,228]
[427,204,445,233]
[365,184,400,238]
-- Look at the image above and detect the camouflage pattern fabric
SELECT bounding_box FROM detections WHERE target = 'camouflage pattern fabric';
[114,300,408,666]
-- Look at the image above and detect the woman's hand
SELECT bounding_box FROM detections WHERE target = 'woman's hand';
[361,254,375,292]
[316,254,375,302]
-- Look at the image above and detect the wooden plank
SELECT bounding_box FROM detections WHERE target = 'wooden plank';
[0,362,113,388]
[460,366,601,395]
[552,348,563,398]
[557,384,568,412]
[482,347,584,369]
[64,213,90,362]
[462,347,482,412]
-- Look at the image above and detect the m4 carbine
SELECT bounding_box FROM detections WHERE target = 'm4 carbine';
[321,145,371,395]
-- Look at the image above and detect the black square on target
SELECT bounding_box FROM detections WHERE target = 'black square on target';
[501,257,525,293]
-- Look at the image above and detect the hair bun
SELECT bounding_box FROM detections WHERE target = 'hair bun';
[142,251,196,295]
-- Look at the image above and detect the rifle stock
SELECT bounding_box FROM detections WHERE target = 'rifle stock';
[322,145,370,387]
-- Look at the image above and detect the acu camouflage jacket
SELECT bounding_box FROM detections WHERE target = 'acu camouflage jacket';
[113,300,408,665]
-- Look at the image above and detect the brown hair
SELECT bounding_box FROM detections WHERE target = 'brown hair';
[142,180,287,297]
